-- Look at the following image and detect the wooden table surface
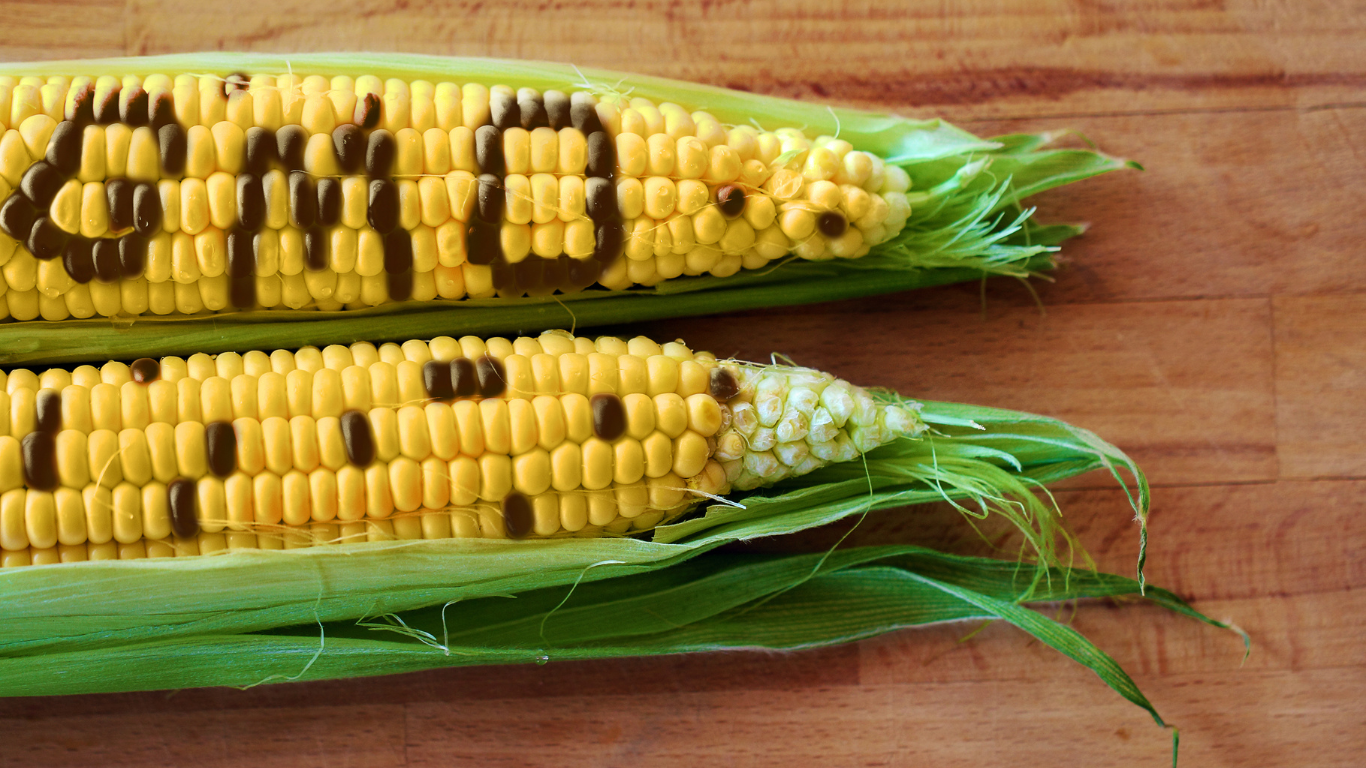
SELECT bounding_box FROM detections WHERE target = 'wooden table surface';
[2,1,1364,765]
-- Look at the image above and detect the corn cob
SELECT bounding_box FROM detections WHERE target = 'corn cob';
[0,331,923,565]
[0,70,915,322]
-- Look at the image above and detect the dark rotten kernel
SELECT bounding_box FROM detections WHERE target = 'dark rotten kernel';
[422,360,454,401]
[132,183,162,234]
[544,90,571,131]
[226,228,254,277]
[367,179,399,234]
[474,125,503,176]
[276,125,307,172]
[537,257,568,293]
[92,239,120,283]
[0,195,35,241]
[383,228,412,274]
[229,276,256,309]
[167,478,199,538]
[387,270,413,302]
[340,410,375,467]
[118,233,146,278]
[149,92,176,130]
[501,492,533,539]
[66,84,95,125]
[490,262,518,293]
[20,162,63,209]
[130,357,161,384]
[586,131,614,179]
[120,87,149,127]
[20,432,58,492]
[355,92,381,129]
[35,389,61,433]
[465,219,502,265]
[590,393,626,441]
[365,129,395,178]
[45,121,82,176]
[288,172,316,228]
[570,99,603,135]
[93,86,120,124]
[565,256,602,288]
[716,185,746,218]
[222,73,250,98]
[585,177,617,223]
[244,127,278,176]
[303,226,328,271]
[514,257,543,291]
[518,91,548,130]
[204,421,237,478]
[475,174,503,224]
[27,218,69,261]
[62,238,95,284]
[158,123,187,175]
[105,178,134,231]
[475,355,506,397]
[709,368,740,401]
[317,177,342,227]
[450,358,477,397]
[490,91,520,131]
[817,212,847,238]
[332,124,364,173]
[236,174,265,231]
[593,221,624,263]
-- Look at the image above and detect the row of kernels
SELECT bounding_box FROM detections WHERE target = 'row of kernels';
[0,333,692,393]
[0,483,174,550]
[0,264,448,320]
[612,132,744,184]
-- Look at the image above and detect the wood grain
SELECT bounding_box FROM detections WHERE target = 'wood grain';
[1,1,1363,766]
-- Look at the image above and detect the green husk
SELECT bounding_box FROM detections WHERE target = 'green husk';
[0,54,1132,365]
[0,397,1147,665]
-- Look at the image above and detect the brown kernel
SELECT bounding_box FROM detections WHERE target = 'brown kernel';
[333,124,364,174]
[120,87,149,127]
[133,183,162,234]
[118,233,146,278]
[709,368,740,401]
[131,358,161,384]
[21,432,58,491]
[423,360,454,400]
[817,211,847,238]
[222,73,250,98]
[205,421,237,478]
[67,84,95,125]
[716,185,746,218]
[365,129,395,178]
[0,195,36,241]
[45,121,82,176]
[367,179,399,234]
[340,410,375,467]
[158,123,187,175]
[244,127,277,176]
[451,357,477,397]
[28,217,69,261]
[591,393,626,441]
[63,238,95,284]
[276,125,307,172]
[21,162,64,209]
[35,389,61,433]
[502,492,533,538]
[317,178,342,227]
[92,239,120,283]
[94,86,120,124]
[106,178,134,231]
[474,125,503,176]
[476,355,506,397]
[168,478,198,538]
[355,92,381,129]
